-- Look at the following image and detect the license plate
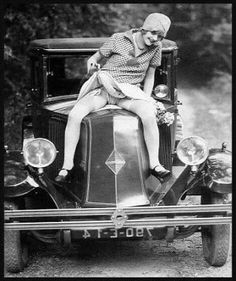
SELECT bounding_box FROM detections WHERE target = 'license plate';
[78,227,153,239]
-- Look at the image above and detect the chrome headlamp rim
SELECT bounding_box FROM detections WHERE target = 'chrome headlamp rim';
[23,138,57,168]
[153,84,169,99]
[176,135,209,166]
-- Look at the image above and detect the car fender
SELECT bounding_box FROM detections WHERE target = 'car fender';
[205,148,232,194]
[4,150,38,198]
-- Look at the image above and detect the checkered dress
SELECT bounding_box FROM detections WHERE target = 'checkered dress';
[99,29,162,85]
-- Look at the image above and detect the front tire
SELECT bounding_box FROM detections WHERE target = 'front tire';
[201,191,231,267]
[4,201,29,273]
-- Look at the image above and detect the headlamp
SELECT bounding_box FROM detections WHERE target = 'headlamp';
[176,136,209,166]
[153,84,169,99]
[23,138,57,168]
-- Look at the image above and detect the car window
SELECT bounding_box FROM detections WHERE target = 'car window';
[47,56,89,97]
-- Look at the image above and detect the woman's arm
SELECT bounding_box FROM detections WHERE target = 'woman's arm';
[143,66,156,96]
[87,51,103,73]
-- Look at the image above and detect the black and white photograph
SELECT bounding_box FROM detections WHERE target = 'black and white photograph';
[3,2,232,278]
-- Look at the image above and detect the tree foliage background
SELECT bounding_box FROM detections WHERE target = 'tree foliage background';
[3,3,232,149]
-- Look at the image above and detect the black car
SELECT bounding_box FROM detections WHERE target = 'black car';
[4,37,232,273]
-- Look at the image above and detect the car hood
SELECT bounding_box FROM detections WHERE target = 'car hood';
[43,100,77,115]
[43,100,127,116]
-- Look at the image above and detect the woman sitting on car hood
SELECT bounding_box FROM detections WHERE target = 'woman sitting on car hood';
[55,12,172,183]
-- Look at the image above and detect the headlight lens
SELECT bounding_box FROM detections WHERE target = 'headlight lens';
[23,138,57,168]
[176,136,209,165]
[153,84,169,99]
[207,151,232,184]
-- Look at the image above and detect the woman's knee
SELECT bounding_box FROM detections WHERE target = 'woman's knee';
[68,108,86,124]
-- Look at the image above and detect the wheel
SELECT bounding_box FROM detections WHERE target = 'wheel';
[4,201,29,273]
[201,191,231,267]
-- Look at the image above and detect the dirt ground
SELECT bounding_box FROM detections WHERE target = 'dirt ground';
[4,87,232,277]
[4,232,232,278]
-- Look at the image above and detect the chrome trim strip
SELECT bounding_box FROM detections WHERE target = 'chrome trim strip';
[38,48,99,53]
[86,119,92,201]
[35,47,178,53]
[5,204,231,219]
[114,117,118,206]
[5,217,231,231]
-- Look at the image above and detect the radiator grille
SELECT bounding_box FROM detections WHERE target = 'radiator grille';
[159,124,172,171]
[46,116,66,179]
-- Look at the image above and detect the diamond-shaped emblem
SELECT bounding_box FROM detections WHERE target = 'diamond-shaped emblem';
[105,150,125,175]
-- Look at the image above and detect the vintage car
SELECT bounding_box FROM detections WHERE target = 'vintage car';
[4,37,232,273]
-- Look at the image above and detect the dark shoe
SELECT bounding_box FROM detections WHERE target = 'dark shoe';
[150,165,171,180]
[55,168,73,183]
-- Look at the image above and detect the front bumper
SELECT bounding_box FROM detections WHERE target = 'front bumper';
[5,204,231,231]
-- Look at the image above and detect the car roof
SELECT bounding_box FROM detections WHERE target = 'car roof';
[29,37,178,54]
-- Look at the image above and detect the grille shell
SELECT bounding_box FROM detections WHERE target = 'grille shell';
[45,109,172,206]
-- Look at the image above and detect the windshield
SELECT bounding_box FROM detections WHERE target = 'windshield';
[41,52,173,102]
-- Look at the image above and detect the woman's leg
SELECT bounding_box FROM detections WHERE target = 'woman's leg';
[117,98,161,169]
[62,92,107,171]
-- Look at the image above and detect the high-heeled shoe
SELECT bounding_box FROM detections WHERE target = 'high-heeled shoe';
[150,165,171,179]
[55,168,73,183]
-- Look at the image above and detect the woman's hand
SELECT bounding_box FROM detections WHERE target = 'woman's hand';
[87,52,102,74]
[87,60,101,74]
